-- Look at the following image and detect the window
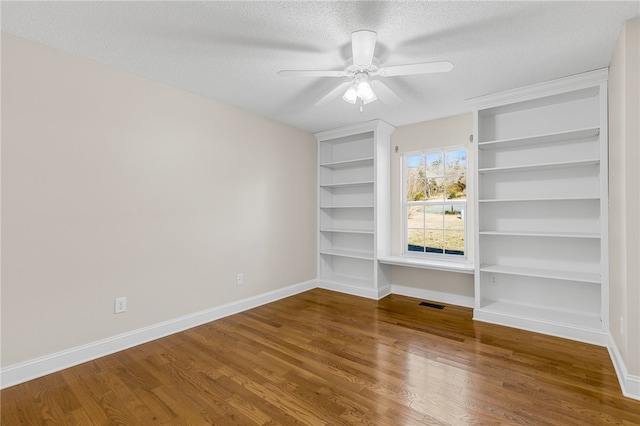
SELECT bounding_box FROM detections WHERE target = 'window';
[403,147,467,257]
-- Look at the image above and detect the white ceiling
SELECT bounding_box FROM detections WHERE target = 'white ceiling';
[2,1,638,133]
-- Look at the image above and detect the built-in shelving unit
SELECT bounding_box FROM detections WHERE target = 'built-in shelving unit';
[316,120,394,299]
[468,68,609,345]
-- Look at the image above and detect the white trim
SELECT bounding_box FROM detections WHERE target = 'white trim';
[467,68,609,110]
[607,335,640,401]
[0,279,316,390]
[391,284,475,308]
[473,308,608,347]
[314,119,395,141]
[377,284,392,299]
[317,279,389,300]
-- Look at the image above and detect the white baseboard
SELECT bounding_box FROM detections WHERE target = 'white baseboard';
[378,284,392,299]
[0,279,317,390]
[391,284,475,308]
[607,334,640,400]
[317,280,389,300]
[473,308,609,347]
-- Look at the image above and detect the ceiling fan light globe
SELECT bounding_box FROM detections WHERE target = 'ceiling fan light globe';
[356,80,373,99]
[342,85,358,104]
[363,91,378,105]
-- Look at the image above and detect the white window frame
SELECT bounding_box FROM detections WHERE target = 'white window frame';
[402,145,468,261]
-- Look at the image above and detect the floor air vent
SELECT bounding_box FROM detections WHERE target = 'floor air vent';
[419,302,445,309]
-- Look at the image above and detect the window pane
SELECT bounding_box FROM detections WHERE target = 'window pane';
[407,206,425,229]
[425,152,444,177]
[407,229,425,252]
[406,156,425,181]
[444,205,464,231]
[406,154,425,169]
[424,205,444,230]
[425,230,444,253]
[425,177,444,200]
[445,149,466,200]
[445,231,464,255]
[406,179,426,201]
[445,176,466,200]
[445,150,467,177]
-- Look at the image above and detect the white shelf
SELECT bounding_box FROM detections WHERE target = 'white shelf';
[320,180,374,188]
[316,120,394,295]
[320,228,374,234]
[471,70,608,345]
[478,127,600,150]
[479,230,600,239]
[320,249,374,260]
[320,157,374,169]
[479,196,600,203]
[480,264,600,283]
[477,301,602,330]
[478,159,599,174]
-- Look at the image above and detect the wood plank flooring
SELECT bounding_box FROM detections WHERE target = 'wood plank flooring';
[2,289,639,425]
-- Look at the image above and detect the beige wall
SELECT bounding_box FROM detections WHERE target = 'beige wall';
[390,114,475,299]
[0,34,317,367]
[609,18,640,376]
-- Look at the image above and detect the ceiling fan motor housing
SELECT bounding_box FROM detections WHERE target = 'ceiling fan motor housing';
[345,57,380,76]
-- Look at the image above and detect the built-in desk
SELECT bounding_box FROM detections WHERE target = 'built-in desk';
[377,256,475,274]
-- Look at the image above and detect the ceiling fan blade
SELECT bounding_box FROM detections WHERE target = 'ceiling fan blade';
[370,80,403,107]
[315,81,352,106]
[278,70,347,77]
[378,61,453,77]
[352,30,377,66]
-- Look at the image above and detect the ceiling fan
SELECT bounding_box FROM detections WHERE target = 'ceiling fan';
[278,30,453,111]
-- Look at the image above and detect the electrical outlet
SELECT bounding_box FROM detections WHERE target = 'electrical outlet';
[491,275,497,284]
[236,273,244,286]
[114,297,127,314]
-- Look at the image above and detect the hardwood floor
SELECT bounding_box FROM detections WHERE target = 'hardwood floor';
[2,288,639,425]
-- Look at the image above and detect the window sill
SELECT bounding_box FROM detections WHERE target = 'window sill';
[378,256,475,274]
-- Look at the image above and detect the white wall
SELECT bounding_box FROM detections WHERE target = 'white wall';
[390,114,475,303]
[609,18,640,378]
[0,33,317,367]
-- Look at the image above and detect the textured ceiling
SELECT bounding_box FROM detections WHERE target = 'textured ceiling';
[2,1,638,133]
